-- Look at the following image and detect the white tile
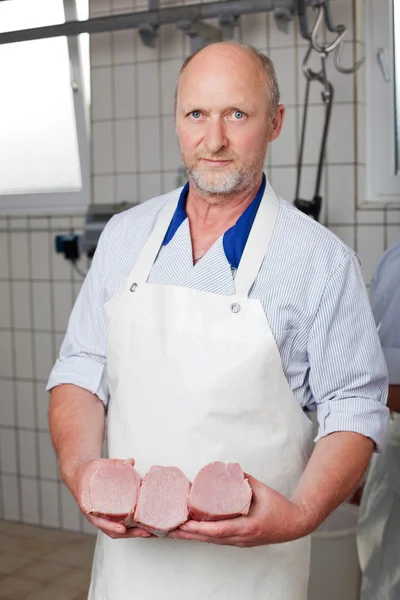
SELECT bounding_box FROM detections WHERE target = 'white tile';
[300,104,326,166]
[92,121,114,175]
[12,281,32,329]
[297,49,325,107]
[16,381,36,429]
[14,331,34,379]
[10,232,29,279]
[116,174,138,204]
[18,430,37,477]
[356,225,385,283]
[162,170,184,193]
[291,164,328,223]
[327,164,356,224]
[114,64,136,119]
[0,427,17,473]
[356,103,366,164]
[386,209,400,221]
[61,484,82,532]
[40,480,60,528]
[161,59,181,116]
[112,0,133,10]
[162,116,181,171]
[115,120,137,172]
[39,431,58,479]
[90,33,112,67]
[270,105,297,166]
[240,12,268,49]
[357,209,385,225]
[10,217,28,229]
[53,282,73,333]
[357,164,367,208]
[30,232,51,280]
[160,24,184,60]
[268,167,296,202]
[138,117,161,171]
[2,474,20,520]
[32,282,52,331]
[21,478,40,524]
[0,331,13,377]
[327,103,355,164]
[90,0,110,16]
[137,62,160,117]
[93,175,115,205]
[268,12,295,48]
[0,281,11,328]
[326,49,355,103]
[52,247,74,282]
[268,47,297,106]
[327,225,356,251]
[138,173,162,201]
[113,29,135,64]
[0,232,10,278]
[329,0,354,40]
[387,224,400,248]
[34,332,54,380]
[0,379,15,427]
[36,382,50,430]
[136,30,159,62]
[91,67,113,121]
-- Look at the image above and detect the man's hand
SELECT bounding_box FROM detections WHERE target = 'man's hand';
[168,474,308,547]
[69,457,154,540]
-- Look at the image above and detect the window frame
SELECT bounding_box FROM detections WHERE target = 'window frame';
[0,0,91,215]
[363,0,400,206]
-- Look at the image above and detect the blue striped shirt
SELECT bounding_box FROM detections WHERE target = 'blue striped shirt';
[47,185,390,452]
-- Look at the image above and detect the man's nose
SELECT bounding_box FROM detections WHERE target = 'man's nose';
[203,118,228,154]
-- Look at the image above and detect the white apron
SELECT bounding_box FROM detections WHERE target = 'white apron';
[88,181,314,600]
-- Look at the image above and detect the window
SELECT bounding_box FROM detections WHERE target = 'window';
[0,0,90,214]
[364,0,400,205]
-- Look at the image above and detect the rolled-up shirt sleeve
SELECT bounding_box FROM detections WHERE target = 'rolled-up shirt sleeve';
[309,251,390,452]
[46,224,110,405]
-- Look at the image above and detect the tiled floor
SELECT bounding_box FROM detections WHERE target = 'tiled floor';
[0,520,95,599]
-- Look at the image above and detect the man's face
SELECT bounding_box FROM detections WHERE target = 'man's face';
[175,45,283,196]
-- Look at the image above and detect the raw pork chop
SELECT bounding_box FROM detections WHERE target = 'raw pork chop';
[189,461,252,521]
[84,462,141,526]
[134,466,190,533]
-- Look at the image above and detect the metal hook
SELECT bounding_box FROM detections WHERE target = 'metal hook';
[334,40,365,74]
[310,5,346,55]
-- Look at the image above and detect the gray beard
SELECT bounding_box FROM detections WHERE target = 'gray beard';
[185,165,252,195]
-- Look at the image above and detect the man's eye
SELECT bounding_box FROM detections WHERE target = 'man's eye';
[190,111,201,119]
[233,111,245,119]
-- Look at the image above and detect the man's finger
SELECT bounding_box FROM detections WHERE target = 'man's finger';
[178,516,247,537]
[169,530,248,547]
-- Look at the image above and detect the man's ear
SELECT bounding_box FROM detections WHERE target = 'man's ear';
[268,104,285,143]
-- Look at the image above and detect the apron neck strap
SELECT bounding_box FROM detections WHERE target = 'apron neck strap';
[132,191,181,283]
[233,181,279,297]
[131,179,279,294]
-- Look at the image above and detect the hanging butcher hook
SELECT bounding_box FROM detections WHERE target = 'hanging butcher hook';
[294,1,364,220]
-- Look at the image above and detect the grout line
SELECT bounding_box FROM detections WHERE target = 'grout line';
[27,217,44,525]
[6,220,23,522]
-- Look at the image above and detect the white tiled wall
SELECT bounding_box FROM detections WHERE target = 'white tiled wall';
[0,0,399,533]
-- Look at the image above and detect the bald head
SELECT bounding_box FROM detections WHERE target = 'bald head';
[174,42,280,118]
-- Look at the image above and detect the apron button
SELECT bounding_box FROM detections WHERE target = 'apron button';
[130,283,138,292]
[230,303,241,313]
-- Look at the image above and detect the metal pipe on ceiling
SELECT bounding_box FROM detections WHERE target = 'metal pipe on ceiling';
[0,0,295,45]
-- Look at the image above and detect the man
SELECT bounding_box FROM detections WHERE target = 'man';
[47,42,389,600]
[357,236,400,599]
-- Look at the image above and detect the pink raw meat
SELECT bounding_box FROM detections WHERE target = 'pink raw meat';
[84,462,141,526]
[134,466,190,533]
[189,461,252,521]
